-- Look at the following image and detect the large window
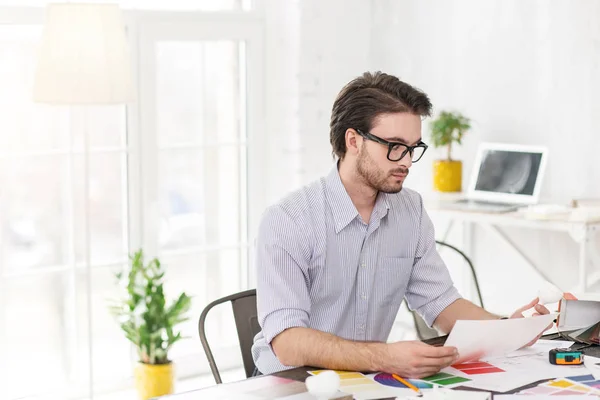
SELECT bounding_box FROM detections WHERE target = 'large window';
[0,6,264,400]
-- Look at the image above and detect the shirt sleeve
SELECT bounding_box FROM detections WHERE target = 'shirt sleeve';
[404,196,462,327]
[255,205,313,345]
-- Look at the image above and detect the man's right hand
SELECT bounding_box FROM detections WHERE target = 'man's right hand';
[379,341,459,378]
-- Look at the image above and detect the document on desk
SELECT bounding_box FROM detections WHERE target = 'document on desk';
[402,389,491,399]
[445,313,556,362]
[495,396,586,399]
[504,339,574,358]
[446,339,588,393]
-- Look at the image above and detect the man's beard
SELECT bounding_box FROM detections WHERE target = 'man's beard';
[356,146,409,194]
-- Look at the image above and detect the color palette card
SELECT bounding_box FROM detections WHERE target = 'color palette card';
[373,372,434,389]
[496,396,588,399]
[420,372,472,387]
[516,374,600,396]
[371,371,472,389]
[452,361,505,375]
[309,370,400,400]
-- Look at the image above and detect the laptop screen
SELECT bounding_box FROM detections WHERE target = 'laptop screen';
[474,149,543,195]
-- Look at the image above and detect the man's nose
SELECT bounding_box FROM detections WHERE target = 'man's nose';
[397,150,413,169]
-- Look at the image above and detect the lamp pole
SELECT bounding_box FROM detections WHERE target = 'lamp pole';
[33,3,134,398]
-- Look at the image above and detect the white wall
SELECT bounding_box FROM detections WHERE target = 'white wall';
[263,0,301,204]
[264,0,600,318]
[294,0,374,181]
[371,0,600,202]
[263,0,376,205]
[372,0,600,314]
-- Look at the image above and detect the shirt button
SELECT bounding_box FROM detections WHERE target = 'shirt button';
[361,262,366,267]
[361,293,367,300]
[359,324,365,329]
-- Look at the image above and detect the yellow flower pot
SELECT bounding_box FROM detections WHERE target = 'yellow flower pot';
[433,160,462,192]
[134,362,174,400]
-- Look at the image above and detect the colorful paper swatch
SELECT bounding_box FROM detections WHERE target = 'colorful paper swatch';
[434,376,474,385]
[421,372,455,381]
[420,372,471,386]
[309,370,397,398]
[452,361,505,375]
[517,374,600,396]
[548,379,576,389]
[567,374,596,382]
[373,373,433,389]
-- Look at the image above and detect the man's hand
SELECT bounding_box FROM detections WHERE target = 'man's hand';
[380,341,459,378]
[510,297,552,348]
[510,297,550,319]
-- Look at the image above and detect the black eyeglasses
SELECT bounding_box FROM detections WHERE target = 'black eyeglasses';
[355,129,428,163]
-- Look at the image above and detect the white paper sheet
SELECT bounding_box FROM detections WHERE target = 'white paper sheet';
[458,371,544,393]
[584,355,600,379]
[448,342,588,393]
[402,388,491,400]
[275,392,353,400]
[445,313,556,361]
[495,396,584,399]
[504,339,574,358]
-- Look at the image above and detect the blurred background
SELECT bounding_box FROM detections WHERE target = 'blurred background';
[0,0,599,399]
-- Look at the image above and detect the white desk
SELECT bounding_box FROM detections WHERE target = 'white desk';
[425,199,600,292]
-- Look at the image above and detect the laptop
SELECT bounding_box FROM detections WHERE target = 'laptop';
[445,142,548,213]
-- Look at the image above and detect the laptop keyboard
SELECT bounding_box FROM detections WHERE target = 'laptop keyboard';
[451,199,522,212]
[455,199,518,207]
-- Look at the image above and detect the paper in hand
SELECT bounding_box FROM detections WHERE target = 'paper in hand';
[445,313,556,362]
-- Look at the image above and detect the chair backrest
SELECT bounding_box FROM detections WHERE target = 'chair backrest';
[198,289,259,384]
[436,240,484,308]
[411,240,484,340]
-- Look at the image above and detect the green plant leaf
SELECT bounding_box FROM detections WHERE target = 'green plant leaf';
[107,248,191,365]
[429,111,471,161]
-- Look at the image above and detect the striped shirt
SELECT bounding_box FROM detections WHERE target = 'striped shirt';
[251,165,461,374]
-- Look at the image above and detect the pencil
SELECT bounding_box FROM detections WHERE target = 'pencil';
[392,373,423,396]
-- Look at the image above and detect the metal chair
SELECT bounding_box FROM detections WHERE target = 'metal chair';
[411,240,484,340]
[198,289,259,384]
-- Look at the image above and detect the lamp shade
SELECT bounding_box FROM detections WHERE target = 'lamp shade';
[33,3,134,104]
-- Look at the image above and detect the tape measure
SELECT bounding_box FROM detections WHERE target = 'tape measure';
[549,348,584,365]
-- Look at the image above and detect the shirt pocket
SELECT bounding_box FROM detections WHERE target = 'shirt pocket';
[377,256,414,306]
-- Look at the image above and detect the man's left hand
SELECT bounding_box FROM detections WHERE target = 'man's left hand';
[509,297,552,348]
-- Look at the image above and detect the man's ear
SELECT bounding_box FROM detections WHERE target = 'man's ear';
[345,128,361,156]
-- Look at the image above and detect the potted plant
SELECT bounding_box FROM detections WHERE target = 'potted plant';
[429,111,471,192]
[109,249,192,400]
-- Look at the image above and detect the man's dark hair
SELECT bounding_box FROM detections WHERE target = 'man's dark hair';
[330,71,432,159]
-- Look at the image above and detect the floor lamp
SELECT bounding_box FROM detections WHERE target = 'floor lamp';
[33,3,134,398]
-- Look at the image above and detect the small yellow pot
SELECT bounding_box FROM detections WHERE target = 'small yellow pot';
[433,160,462,192]
[134,362,174,400]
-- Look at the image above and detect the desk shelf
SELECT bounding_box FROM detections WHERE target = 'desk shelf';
[426,202,600,293]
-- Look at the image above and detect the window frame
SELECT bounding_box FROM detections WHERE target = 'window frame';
[0,4,266,398]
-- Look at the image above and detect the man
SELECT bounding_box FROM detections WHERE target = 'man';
[251,71,549,377]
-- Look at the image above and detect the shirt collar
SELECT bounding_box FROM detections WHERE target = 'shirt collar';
[374,190,391,220]
[325,164,391,233]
